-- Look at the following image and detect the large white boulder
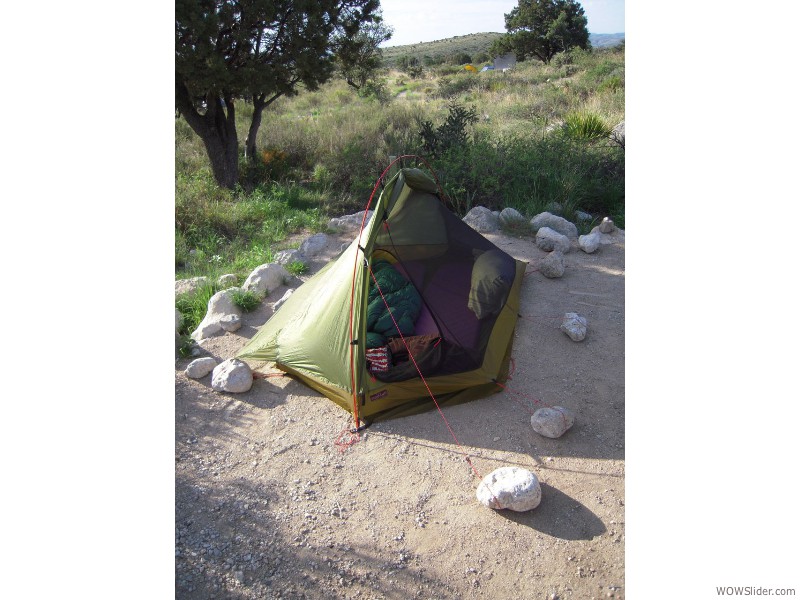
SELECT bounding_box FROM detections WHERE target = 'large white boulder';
[535,227,571,253]
[476,467,542,512]
[327,211,373,232]
[191,289,242,341]
[216,274,238,288]
[530,212,578,239]
[299,233,329,257]
[175,276,210,297]
[274,249,307,267]
[243,264,289,298]
[463,206,500,233]
[211,359,253,393]
[531,406,575,438]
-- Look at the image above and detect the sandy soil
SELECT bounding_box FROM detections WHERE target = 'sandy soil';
[175,225,625,600]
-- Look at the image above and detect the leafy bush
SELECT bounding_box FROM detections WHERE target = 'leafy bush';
[419,101,478,158]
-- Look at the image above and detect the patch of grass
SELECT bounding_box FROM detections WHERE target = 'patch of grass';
[562,112,612,141]
[175,283,219,336]
[286,261,309,276]
[230,289,261,312]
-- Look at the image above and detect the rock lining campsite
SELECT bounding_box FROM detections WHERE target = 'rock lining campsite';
[175,213,625,599]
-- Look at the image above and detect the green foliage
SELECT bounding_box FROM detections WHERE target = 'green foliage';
[286,261,310,276]
[230,289,261,312]
[563,112,612,141]
[175,282,219,336]
[419,101,478,159]
[502,0,590,64]
[175,0,383,188]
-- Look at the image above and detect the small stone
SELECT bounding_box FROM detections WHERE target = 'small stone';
[560,312,588,341]
[219,314,242,332]
[599,217,615,234]
[476,466,541,511]
[531,406,575,438]
[535,227,571,253]
[185,357,217,379]
[492,436,501,442]
[539,251,565,278]
[578,232,601,254]
[499,207,528,229]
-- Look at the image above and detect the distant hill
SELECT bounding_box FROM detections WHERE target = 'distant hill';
[589,33,625,48]
[381,31,624,67]
[381,33,503,67]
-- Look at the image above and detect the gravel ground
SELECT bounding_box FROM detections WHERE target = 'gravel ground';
[176,228,625,599]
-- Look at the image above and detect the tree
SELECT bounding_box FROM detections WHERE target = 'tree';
[175,0,382,188]
[335,20,393,91]
[490,0,589,64]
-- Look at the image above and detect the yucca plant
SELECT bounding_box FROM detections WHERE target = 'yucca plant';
[563,111,612,141]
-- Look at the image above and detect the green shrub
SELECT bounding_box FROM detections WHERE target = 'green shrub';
[286,261,309,276]
[230,289,261,312]
[563,112,612,141]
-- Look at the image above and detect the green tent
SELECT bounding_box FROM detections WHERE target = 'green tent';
[237,168,526,426]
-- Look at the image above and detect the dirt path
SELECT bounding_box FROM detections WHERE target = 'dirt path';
[175,227,625,599]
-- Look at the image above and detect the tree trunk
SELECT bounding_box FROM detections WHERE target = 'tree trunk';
[245,95,266,162]
[176,78,240,189]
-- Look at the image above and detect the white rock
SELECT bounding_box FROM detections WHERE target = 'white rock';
[539,251,565,278]
[476,467,541,512]
[299,233,329,257]
[191,289,242,341]
[274,249,307,266]
[243,263,289,298]
[531,406,575,438]
[219,314,242,333]
[211,359,253,393]
[599,217,615,233]
[611,120,625,147]
[217,273,238,288]
[463,206,500,233]
[578,232,601,254]
[185,357,217,379]
[530,212,578,239]
[273,289,295,312]
[588,225,625,245]
[327,211,373,232]
[499,207,527,228]
[575,210,593,223]
[175,276,210,297]
[561,312,588,341]
[535,227,571,253]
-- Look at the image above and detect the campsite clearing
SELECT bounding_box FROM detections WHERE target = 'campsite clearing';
[176,225,625,599]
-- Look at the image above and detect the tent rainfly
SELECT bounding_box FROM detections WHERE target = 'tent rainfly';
[237,167,527,426]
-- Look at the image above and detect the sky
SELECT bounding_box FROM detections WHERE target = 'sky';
[379,0,625,47]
